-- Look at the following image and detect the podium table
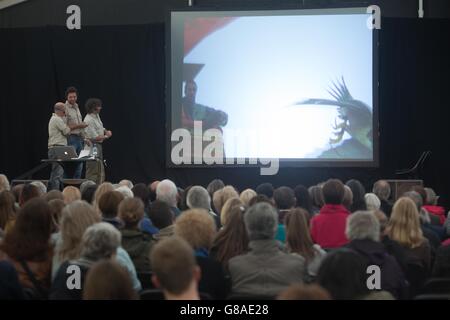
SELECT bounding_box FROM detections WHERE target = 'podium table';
[386,179,423,201]
[41,158,97,178]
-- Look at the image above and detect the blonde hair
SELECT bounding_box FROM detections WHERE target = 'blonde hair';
[220,197,243,226]
[62,186,81,204]
[93,182,114,213]
[174,209,216,250]
[213,185,238,214]
[57,200,101,262]
[118,197,144,228]
[385,197,425,249]
[239,189,257,206]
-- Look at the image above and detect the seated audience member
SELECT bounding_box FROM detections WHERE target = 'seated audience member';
[11,184,24,204]
[0,260,25,300]
[213,186,239,216]
[179,185,192,211]
[30,181,47,196]
[0,174,10,192]
[0,191,16,234]
[285,208,327,282]
[294,185,314,216]
[423,187,446,225]
[156,179,180,218]
[116,185,134,199]
[50,222,122,300]
[255,183,274,200]
[81,185,97,204]
[365,193,381,211]
[385,197,432,295]
[310,179,350,249]
[48,199,65,235]
[345,211,407,298]
[148,180,160,202]
[119,198,154,274]
[248,194,273,207]
[207,179,225,211]
[342,185,353,212]
[92,182,114,211]
[318,249,394,300]
[432,245,450,278]
[219,197,243,227]
[83,260,138,300]
[98,191,125,229]
[239,188,257,207]
[52,200,101,280]
[277,284,331,300]
[346,179,367,212]
[132,183,151,212]
[187,186,220,228]
[148,200,174,240]
[210,204,249,269]
[308,185,325,215]
[79,180,96,195]
[119,179,134,190]
[273,186,296,243]
[45,190,64,202]
[19,183,40,207]
[0,198,53,297]
[175,209,228,299]
[62,186,81,204]
[228,203,305,298]
[151,236,202,300]
[373,180,393,217]
[411,186,441,226]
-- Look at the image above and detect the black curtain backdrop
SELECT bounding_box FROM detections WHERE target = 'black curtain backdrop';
[0,18,449,205]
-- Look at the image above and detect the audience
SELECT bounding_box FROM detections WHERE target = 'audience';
[30,181,47,196]
[48,199,65,234]
[187,186,220,228]
[228,203,305,298]
[213,185,239,216]
[220,197,243,226]
[365,193,381,211]
[0,260,25,300]
[19,183,40,207]
[156,179,180,218]
[148,200,174,241]
[132,183,151,212]
[119,179,134,190]
[308,185,324,215]
[294,185,314,215]
[373,180,393,217]
[255,183,274,200]
[98,191,125,229]
[93,182,114,212]
[346,179,367,212]
[62,186,81,204]
[116,185,134,199]
[45,190,64,202]
[342,185,353,211]
[0,191,16,234]
[273,186,296,243]
[239,188,257,207]
[423,187,445,225]
[81,185,97,204]
[0,174,10,192]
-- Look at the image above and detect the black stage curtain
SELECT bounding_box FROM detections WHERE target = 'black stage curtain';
[0,19,449,205]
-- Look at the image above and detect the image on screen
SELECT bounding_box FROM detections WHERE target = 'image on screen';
[169,8,377,167]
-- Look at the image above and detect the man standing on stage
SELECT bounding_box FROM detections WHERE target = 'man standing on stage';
[64,86,88,179]
[84,98,112,184]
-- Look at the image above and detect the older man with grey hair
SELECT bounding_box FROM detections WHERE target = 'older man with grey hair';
[119,179,134,189]
[373,180,392,217]
[228,202,305,298]
[345,211,407,298]
[30,180,47,196]
[156,179,180,218]
[187,186,220,228]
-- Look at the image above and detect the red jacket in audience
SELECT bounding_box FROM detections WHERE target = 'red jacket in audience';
[423,205,446,225]
[310,204,350,249]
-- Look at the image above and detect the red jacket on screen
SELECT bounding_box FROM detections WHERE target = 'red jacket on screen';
[310,204,350,249]
[423,205,446,225]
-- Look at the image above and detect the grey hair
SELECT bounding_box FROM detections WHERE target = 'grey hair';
[115,186,134,198]
[119,179,134,189]
[80,180,96,194]
[402,191,422,210]
[81,222,121,260]
[187,186,211,210]
[0,174,10,192]
[244,202,278,241]
[31,181,47,195]
[424,188,438,205]
[156,179,178,207]
[346,211,380,242]
[365,193,381,211]
[373,180,391,201]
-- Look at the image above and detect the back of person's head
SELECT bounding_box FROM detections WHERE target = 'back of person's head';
[115,186,133,199]
[294,185,313,213]
[150,236,200,298]
[98,191,125,219]
[386,197,424,248]
[342,185,353,210]
[119,179,134,190]
[0,191,16,230]
[207,179,225,198]
[58,200,101,261]
[0,174,10,192]
[187,186,211,210]
[83,260,137,300]
[239,189,257,207]
[364,193,381,211]
[1,198,52,261]
[411,186,427,208]
[309,185,325,209]
[273,186,296,210]
[317,248,369,300]
[149,180,160,202]
[213,186,239,214]
[424,187,438,206]
[11,184,24,203]
[220,197,243,226]
[373,180,391,201]
[248,194,273,207]
[277,284,331,300]
[346,179,367,212]
[285,208,315,261]
[373,209,388,233]
[174,209,216,250]
[82,185,98,204]
[45,190,64,202]
[48,199,65,233]
[118,197,144,229]
[93,182,114,210]
[402,191,423,211]
[346,211,380,242]
[19,183,40,207]
[131,183,151,207]
[79,180,96,195]
[256,183,274,198]
[81,222,121,260]
[148,200,173,230]
[62,186,81,204]
[244,202,278,241]
[30,181,47,195]
[156,179,178,207]
[322,179,345,205]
